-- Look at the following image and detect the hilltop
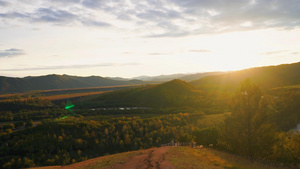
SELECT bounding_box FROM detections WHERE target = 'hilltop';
[80,79,204,108]
[29,146,288,169]
[0,74,145,94]
[191,62,300,91]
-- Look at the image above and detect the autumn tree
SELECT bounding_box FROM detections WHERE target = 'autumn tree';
[218,79,277,160]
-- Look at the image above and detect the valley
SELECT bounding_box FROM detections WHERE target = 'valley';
[0,62,300,169]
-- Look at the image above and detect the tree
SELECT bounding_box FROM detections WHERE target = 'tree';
[14,121,24,128]
[0,111,13,121]
[194,127,218,146]
[25,119,33,128]
[58,150,70,166]
[2,123,14,130]
[218,79,277,160]
[272,92,300,131]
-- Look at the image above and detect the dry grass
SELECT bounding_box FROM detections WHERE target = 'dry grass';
[0,91,108,102]
[65,151,143,169]
[28,167,61,169]
[0,84,140,102]
[28,146,290,169]
[28,150,143,169]
[39,91,107,100]
[167,146,288,169]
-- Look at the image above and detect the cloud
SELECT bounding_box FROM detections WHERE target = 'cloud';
[34,8,77,24]
[0,6,111,27]
[51,0,81,5]
[0,48,25,58]
[260,50,289,55]
[0,12,28,19]
[81,20,111,27]
[148,52,173,55]
[1,0,300,36]
[146,31,190,38]
[0,62,141,71]
[0,1,9,6]
[81,0,105,9]
[189,50,211,53]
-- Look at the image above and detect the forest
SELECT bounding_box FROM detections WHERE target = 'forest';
[0,79,299,169]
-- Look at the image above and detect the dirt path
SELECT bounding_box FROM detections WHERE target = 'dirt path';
[113,146,175,169]
[57,146,175,169]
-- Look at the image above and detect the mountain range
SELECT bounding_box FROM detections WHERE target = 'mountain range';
[81,61,300,109]
[1,61,300,94]
[0,74,145,94]
[107,72,224,82]
[0,72,224,94]
[191,62,300,91]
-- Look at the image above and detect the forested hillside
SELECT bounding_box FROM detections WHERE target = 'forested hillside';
[1,63,300,169]
[1,79,300,168]
[0,74,145,94]
[191,62,300,91]
[79,79,205,108]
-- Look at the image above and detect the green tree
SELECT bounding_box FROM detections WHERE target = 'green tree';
[271,131,300,165]
[218,79,277,160]
[58,150,70,166]
[193,127,218,146]
[0,111,13,121]
[25,119,33,128]
[2,123,14,130]
[272,92,300,131]
[14,121,24,128]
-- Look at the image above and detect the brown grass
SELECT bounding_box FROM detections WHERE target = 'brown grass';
[28,150,144,169]
[0,84,141,102]
[28,146,290,169]
[39,91,108,100]
[0,91,108,102]
[167,146,289,169]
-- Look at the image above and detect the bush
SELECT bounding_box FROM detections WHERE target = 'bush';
[14,121,24,128]
[2,123,14,130]
[25,120,33,128]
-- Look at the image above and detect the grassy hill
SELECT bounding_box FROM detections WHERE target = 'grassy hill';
[80,79,204,108]
[0,74,145,94]
[29,146,288,169]
[191,62,300,91]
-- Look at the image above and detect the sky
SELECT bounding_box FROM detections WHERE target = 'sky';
[0,0,300,78]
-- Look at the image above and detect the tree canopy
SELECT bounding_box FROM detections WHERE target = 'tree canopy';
[218,79,277,160]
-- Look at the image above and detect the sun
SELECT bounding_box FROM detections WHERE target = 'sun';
[204,31,264,71]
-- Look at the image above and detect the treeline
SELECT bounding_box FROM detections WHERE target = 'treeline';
[0,80,300,168]
[0,98,68,122]
[1,113,200,168]
[217,79,300,167]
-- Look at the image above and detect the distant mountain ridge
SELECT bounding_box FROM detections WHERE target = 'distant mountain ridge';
[0,74,146,94]
[131,72,224,82]
[2,61,300,94]
[191,62,300,91]
[133,74,187,81]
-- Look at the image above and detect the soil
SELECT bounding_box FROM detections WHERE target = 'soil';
[61,146,175,169]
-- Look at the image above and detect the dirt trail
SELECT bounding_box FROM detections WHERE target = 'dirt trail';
[111,146,174,169]
[59,146,175,169]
